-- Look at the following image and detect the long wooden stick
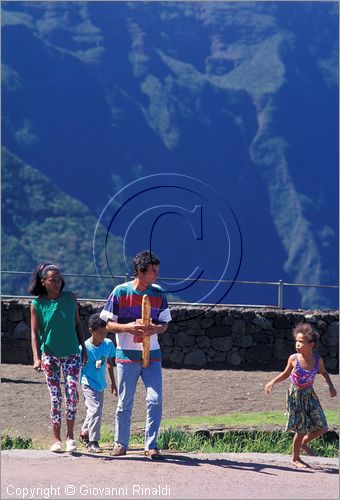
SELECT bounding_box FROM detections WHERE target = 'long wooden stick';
[141,295,151,368]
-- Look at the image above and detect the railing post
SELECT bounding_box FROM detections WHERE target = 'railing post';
[278,280,284,308]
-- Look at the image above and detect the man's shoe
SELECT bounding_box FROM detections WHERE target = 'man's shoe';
[86,441,101,453]
[144,448,163,460]
[110,444,126,456]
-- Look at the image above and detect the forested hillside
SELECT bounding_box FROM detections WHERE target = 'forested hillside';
[2,2,338,308]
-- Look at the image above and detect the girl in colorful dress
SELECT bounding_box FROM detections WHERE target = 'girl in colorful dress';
[29,263,88,452]
[265,323,337,468]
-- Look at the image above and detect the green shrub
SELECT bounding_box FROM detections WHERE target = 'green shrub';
[1,434,33,450]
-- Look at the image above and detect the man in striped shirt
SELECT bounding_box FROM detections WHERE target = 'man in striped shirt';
[100,250,171,459]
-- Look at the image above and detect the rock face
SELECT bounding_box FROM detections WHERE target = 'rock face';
[1,299,338,373]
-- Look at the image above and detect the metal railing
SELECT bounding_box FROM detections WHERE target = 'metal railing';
[1,270,338,309]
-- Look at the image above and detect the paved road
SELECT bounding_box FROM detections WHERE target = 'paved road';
[1,450,338,500]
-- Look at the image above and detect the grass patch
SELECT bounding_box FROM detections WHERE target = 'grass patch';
[156,428,338,457]
[1,434,33,450]
[99,411,339,457]
[160,409,339,429]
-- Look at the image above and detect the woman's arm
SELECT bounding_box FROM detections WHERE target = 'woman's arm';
[73,294,88,365]
[30,303,41,372]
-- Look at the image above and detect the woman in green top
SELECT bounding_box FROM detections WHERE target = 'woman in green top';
[29,263,87,452]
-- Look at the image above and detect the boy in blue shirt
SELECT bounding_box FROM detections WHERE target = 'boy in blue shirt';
[79,313,117,452]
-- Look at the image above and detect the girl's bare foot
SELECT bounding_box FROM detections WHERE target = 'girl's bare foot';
[302,443,317,456]
[291,458,311,468]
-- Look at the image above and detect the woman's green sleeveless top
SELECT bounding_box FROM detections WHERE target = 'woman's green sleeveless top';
[32,291,80,357]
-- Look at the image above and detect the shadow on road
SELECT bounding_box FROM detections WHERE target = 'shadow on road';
[68,450,338,475]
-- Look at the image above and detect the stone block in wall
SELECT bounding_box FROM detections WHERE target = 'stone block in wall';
[231,319,246,335]
[273,338,293,360]
[187,319,204,330]
[206,347,216,360]
[187,307,206,319]
[242,310,256,321]
[245,345,272,362]
[13,321,30,340]
[246,324,258,334]
[317,342,329,356]
[325,357,338,372]
[169,349,184,365]
[171,308,187,321]
[23,306,31,324]
[253,332,271,344]
[252,316,272,330]
[161,347,172,361]
[328,343,338,356]
[201,318,215,329]
[221,315,234,326]
[81,320,90,339]
[273,315,291,329]
[206,326,230,338]
[316,320,328,331]
[159,334,174,347]
[2,339,32,364]
[234,335,254,348]
[174,333,195,348]
[184,349,206,368]
[211,337,233,352]
[196,336,210,348]
[8,307,24,322]
[323,322,339,346]
[213,351,227,363]
[323,313,339,324]
[185,327,204,337]
[226,350,242,367]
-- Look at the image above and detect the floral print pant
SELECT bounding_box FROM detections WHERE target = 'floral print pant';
[41,353,81,427]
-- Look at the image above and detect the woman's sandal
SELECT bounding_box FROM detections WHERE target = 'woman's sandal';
[50,441,62,453]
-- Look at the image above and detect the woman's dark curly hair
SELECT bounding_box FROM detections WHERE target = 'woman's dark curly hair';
[133,250,160,276]
[28,263,65,296]
[292,322,319,347]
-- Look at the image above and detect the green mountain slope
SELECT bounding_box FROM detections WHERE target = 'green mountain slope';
[1,147,126,298]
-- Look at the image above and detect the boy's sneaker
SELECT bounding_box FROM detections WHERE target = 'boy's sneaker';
[86,441,101,453]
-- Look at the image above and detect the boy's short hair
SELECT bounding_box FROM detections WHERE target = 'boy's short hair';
[89,313,106,331]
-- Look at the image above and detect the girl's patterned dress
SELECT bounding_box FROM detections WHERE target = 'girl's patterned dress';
[286,354,328,434]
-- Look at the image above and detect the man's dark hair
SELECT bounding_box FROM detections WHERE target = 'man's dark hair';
[89,313,107,331]
[133,250,160,275]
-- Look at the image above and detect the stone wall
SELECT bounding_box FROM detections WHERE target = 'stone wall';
[1,299,339,372]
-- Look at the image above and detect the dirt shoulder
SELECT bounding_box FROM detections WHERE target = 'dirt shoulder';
[1,364,338,443]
